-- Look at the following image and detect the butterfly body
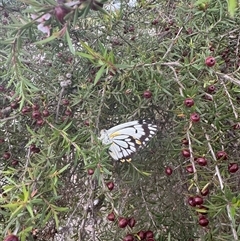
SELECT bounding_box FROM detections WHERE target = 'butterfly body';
[99,120,157,162]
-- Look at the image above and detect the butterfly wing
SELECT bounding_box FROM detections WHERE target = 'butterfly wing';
[101,120,157,162]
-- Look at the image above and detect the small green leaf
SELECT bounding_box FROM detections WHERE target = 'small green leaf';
[76,52,95,60]
[53,211,59,229]
[26,204,34,218]
[58,164,70,174]
[34,35,58,45]
[94,65,106,85]
[228,0,237,17]
[65,29,75,54]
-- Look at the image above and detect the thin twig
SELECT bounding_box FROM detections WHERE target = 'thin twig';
[186,130,199,192]
[166,64,185,95]
[162,27,183,60]
[95,83,107,131]
[140,186,158,230]
[216,72,240,87]
[205,132,238,240]
[55,87,65,122]
[221,81,238,119]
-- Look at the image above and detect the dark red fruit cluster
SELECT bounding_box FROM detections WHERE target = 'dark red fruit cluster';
[22,103,51,126]
[107,213,155,241]
[188,194,209,227]
[122,230,155,241]
[118,217,136,228]
[221,48,231,64]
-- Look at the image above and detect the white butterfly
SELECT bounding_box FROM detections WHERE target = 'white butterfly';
[99,120,157,162]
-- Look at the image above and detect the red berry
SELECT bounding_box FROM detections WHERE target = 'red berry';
[62,99,70,105]
[181,138,189,145]
[145,230,154,239]
[32,110,41,119]
[3,234,19,241]
[194,195,203,205]
[186,165,194,173]
[30,144,36,151]
[107,212,115,221]
[3,11,9,17]
[54,5,70,23]
[128,217,136,228]
[201,188,209,196]
[152,19,159,25]
[207,85,216,93]
[216,151,228,160]
[209,46,215,52]
[30,144,40,153]
[190,113,200,122]
[233,123,240,129]
[143,90,152,99]
[228,163,239,173]
[88,169,94,175]
[182,149,190,158]
[188,197,197,207]
[84,120,90,126]
[42,109,50,117]
[137,231,146,240]
[196,157,207,166]
[106,181,114,191]
[165,166,173,175]
[11,159,19,166]
[21,106,31,114]
[118,217,128,228]
[3,152,11,160]
[198,217,209,227]
[128,26,134,32]
[0,138,5,143]
[184,98,194,107]
[32,103,40,110]
[0,85,5,92]
[65,109,72,116]
[33,147,40,153]
[10,102,19,109]
[205,56,216,67]
[123,234,134,241]
[36,118,44,126]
